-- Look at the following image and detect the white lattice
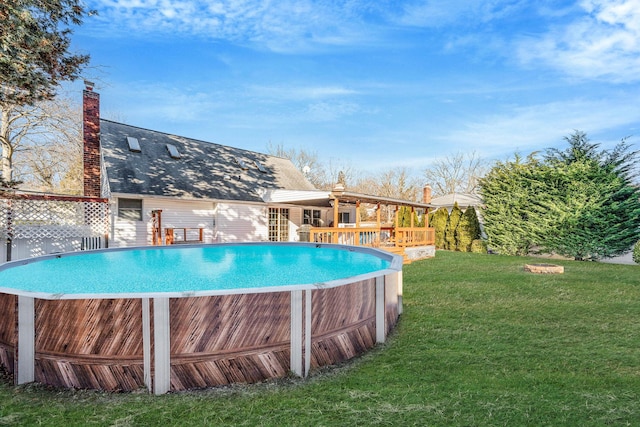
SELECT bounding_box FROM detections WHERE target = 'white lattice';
[0,196,109,240]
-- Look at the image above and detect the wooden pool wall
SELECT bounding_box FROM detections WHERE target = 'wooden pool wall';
[0,271,401,394]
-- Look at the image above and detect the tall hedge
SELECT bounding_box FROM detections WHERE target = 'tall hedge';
[479,132,640,260]
[444,202,462,250]
[430,208,449,249]
[456,207,481,252]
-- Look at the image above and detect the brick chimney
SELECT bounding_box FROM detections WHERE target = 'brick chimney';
[83,81,101,198]
[422,184,432,204]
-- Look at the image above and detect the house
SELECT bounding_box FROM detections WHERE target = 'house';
[83,83,346,247]
[429,192,483,212]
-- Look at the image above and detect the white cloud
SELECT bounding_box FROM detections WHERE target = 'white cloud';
[305,101,360,121]
[440,96,640,158]
[88,0,382,52]
[248,84,358,101]
[517,0,640,83]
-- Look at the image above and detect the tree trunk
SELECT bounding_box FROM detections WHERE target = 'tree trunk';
[0,107,13,181]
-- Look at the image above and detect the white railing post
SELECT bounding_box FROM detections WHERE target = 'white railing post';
[153,297,171,394]
[376,276,385,343]
[290,290,303,376]
[17,296,35,385]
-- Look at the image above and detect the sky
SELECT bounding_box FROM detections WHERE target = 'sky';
[69,0,640,176]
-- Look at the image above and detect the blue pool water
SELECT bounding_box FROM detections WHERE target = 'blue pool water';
[0,244,391,296]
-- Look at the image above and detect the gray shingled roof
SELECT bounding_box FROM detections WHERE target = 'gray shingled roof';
[100,120,316,202]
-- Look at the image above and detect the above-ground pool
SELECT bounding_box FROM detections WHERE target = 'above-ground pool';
[0,243,403,394]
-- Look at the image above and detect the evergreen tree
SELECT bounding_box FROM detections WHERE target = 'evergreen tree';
[1,0,92,105]
[456,207,481,252]
[480,131,640,260]
[397,206,412,227]
[444,202,462,250]
[479,154,542,256]
[539,132,640,260]
[431,208,448,249]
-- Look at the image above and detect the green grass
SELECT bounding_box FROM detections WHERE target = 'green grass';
[1,251,639,426]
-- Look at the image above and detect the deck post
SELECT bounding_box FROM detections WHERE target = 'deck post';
[17,296,35,385]
[375,276,385,343]
[153,297,171,394]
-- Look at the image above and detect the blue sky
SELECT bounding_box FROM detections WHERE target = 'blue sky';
[70,0,640,174]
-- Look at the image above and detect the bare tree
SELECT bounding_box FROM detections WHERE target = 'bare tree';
[266,143,360,190]
[2,95,83,193]
[424,151,488,197]
[353,167,422,222]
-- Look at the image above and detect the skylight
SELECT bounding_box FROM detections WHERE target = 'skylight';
[126,136,141,153]
[166,144,181,159]
[255,160,268,173]
[235,156,249,170]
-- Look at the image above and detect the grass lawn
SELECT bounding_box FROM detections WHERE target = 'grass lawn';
[1,251,639,426]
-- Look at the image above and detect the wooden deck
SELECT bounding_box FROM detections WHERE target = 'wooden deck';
[309,185,436,263]
[309,225,435,263]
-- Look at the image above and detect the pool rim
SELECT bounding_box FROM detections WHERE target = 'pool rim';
[0,242,403,300]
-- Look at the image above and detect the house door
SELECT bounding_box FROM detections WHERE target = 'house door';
[268,208,289,242]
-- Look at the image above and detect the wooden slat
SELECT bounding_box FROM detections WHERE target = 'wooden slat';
[33,298,145,391]
[0,274,400,392]
[0,293,17,376]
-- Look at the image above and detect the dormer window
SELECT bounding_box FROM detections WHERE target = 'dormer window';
[166,144,181,159]
[126,136,141,152]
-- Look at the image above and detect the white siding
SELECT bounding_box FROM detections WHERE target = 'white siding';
[290,208,303,242]
[111,197,216,247]
[216,203,268,242]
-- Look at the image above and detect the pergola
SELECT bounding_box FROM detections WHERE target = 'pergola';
[309,185,435,262]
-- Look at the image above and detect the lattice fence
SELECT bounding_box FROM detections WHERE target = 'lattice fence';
[0,192,110,261]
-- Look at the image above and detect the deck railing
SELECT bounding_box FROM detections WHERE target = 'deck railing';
[165,228,204,245]
[309,225,434,249]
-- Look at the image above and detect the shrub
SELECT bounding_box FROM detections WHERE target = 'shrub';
[633,240,640,264]
[430,208,449,249]
[470,239,488,254]
[444,203,462,250]
[456,207,481,252]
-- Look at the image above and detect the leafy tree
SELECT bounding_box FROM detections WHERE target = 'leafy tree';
[444,202,462,250]
[633,240,640,264]
[1,0,92,181]
[430,207,448,249]
[479,154,543,256]
[456,207,481,252]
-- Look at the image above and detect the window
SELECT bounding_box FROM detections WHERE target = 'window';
[166,144,181,159]
[339,212,350,224]
[255,160,268,173]
[126,136,141,152]
[234,156,249,170]
[303,209,322,226]
[118,198,142,221]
